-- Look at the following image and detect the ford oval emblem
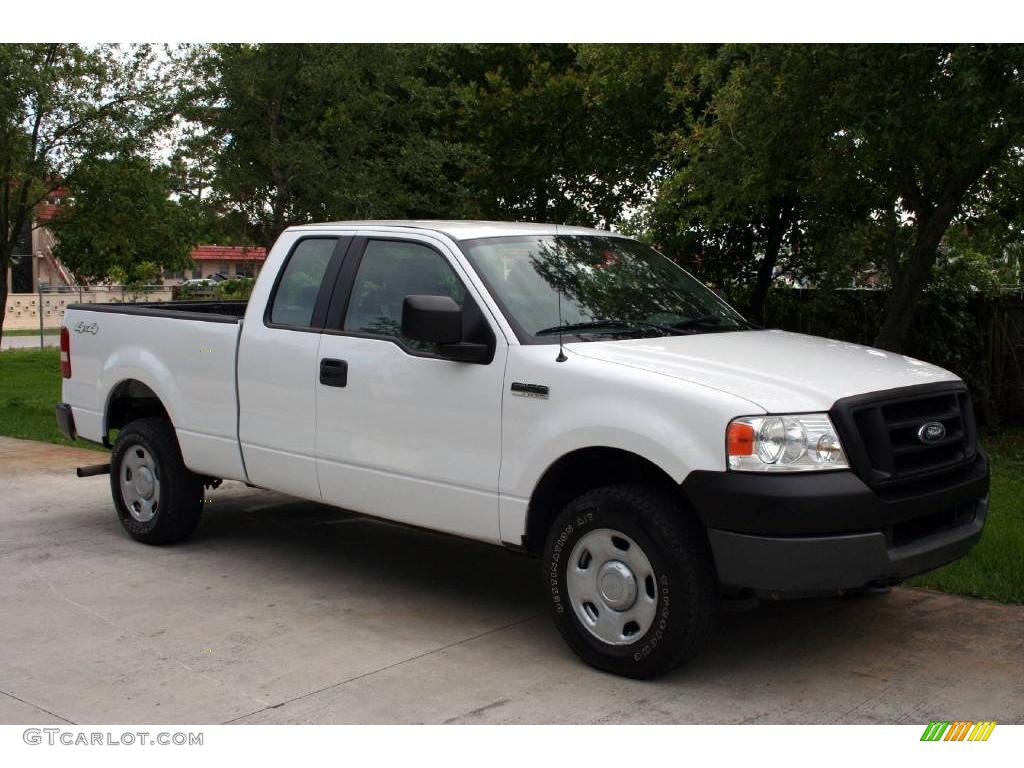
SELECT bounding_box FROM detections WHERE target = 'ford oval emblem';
[917,421,946,444]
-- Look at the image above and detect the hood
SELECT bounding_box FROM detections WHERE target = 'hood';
[567,329,960,413]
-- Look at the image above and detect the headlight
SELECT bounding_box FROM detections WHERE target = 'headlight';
[726,414,848,472]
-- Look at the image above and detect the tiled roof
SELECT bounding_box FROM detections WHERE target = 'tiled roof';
[37,203,60,222]
[35,188,68,222]
[191,245,268,261]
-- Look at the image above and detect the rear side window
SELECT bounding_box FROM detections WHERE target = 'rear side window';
[344,240,465,351]
[269,238,336,327]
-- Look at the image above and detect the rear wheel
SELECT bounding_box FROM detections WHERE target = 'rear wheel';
[542,485,718,678]
[110,417,204,544]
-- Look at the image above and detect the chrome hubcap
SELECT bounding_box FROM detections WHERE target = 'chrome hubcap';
[597,560,637,610]
[566,528,657,646]
[120,445,160,523]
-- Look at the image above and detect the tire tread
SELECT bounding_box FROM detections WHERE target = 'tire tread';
[110,417,204,544]
[543,484,718,678]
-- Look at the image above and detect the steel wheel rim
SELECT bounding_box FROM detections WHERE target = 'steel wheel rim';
[120,444,160,523]
[566,528,658,646]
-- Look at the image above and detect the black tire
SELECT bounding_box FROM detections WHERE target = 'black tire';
[542,485,718,678]
[110,417,204,544]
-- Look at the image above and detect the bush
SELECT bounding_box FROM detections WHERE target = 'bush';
[216,277,255,300]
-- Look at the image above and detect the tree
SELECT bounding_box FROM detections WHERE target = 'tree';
[183,44,675,243]
[167,112,251,247]
[646,45,1024,349]
[649,45,871,319]
[448,43,672,227]
[49,156,197,283]
[187,44,479,248]
[944,151,1024,287]
[0,44,177,342]
[827,45,1024,350]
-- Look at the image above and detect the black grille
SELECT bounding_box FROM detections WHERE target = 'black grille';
[831,384,978,491]
[889,501,978,547]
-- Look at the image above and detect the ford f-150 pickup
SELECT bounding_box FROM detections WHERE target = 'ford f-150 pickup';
[56,220,989,677]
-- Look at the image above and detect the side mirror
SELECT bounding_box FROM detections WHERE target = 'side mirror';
[401,294,493,364]
[401,295,463,344]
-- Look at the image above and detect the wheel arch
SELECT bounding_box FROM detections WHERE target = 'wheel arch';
[104,379,172,445]
[523,446,686,555]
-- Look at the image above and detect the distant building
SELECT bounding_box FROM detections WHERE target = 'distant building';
[163,245,268,285]
[6,190,75,293]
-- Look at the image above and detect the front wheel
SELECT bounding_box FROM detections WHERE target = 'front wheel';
[542,485,718,678]
[110,417,204,544]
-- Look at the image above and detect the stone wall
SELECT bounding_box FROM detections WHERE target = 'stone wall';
[3,287,174,331]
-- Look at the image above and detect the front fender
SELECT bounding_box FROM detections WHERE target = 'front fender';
[496,345,759,543]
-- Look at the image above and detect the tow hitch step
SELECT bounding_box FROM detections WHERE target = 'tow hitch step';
[76,463,111,478]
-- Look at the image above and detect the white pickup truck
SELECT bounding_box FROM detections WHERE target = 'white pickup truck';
[57,221,989,677]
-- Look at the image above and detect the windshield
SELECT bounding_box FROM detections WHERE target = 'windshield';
[459,234,751,342]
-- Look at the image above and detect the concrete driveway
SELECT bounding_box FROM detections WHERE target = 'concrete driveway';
[1,436,1022,725]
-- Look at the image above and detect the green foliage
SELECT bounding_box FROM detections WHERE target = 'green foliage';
[216,277,254,300]
[185,44,480,246]
[448,44,670,226]
[4,42,1022,362]
[49,156,197,284]
[183,44,670,243]
[642,47,865,304]
[175,277,254,301]
[644,44,1024,346]
[0,43,180,337]
[821,45,1024,349]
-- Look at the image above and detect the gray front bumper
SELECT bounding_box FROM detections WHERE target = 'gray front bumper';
[708,496,988,595]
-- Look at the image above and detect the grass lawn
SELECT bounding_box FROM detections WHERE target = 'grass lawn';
[909,429,1024,603]
[0,348,107,452]
[1,347,1021,603]
[3,328,61,337]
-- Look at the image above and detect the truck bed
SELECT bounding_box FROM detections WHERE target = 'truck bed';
[62,300,248,482]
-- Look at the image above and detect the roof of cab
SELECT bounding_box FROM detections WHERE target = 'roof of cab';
[286,220,629,242]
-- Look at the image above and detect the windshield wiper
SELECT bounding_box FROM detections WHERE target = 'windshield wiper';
[671,314,761,331]
[671,314,723,330]
[535,320,685,337]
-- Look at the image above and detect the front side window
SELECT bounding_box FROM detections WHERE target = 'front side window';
[460,235,750,342]
[269,238,336,327]
[344,239,466,352]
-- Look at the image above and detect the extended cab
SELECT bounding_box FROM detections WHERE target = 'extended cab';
[57,221,989,678]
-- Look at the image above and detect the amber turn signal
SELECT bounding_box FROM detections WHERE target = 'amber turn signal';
[727,421,755,456]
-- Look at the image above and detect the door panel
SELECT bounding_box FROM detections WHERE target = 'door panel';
[238,237,345,499]
[315,237,507,542]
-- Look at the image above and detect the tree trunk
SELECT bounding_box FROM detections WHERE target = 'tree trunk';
[874,132,1015,352]
[534,185,549,224]
[748,200,792,322]
[0,254,8,346]
[873,211,950,352]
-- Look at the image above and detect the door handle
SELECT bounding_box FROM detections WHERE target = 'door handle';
[319,358,348,387]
